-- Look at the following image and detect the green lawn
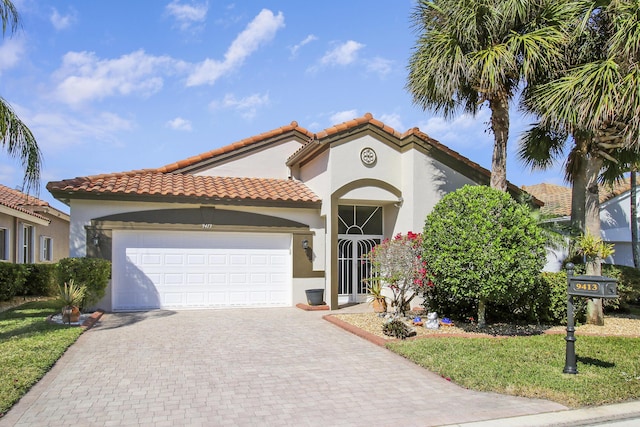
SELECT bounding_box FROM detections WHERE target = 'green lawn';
[0,300,83,416]
[388,334,640,407]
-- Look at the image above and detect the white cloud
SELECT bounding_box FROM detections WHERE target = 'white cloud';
[0,38,24,74]
[52,49,184,106]
[210,92,270,119]
[330,109,358,124]
[187,9,285,86]
[378,113,404,131]
[165,1,208,31]
[290,34,317,56]
[320,40,364,66]
[418,110,492,149]
[166,117,192,131]
[50,8,76,30]
[27,110,133,150]
[366,57,393,77]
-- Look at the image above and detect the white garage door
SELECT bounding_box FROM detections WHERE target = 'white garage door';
[112,230,291,310]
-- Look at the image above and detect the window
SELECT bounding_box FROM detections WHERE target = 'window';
[41,236,53,262]
[0,228,7,261]
[20,224,34,263]
[338,205,383,235]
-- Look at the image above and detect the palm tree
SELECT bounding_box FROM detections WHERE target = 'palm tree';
[631,166,640,268]
[406,0,571,191]
[525,0,640,259]
[1,0,41,193]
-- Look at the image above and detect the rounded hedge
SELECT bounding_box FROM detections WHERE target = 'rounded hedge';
[422,185,547,321]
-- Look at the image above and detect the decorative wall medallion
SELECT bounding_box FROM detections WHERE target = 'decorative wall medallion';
[360,147,377,165]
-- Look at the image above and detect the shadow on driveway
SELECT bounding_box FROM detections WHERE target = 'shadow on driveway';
[91,310,177,331]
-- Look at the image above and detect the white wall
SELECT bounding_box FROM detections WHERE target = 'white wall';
[196,140,301,179]
[600,190,638,267]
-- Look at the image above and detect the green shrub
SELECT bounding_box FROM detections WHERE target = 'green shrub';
[602,264,640,310]
[23,264,58,296]
[535,271,586,324]
[422,185,547,326]
[0,263,28,301]
[56,258,111,309]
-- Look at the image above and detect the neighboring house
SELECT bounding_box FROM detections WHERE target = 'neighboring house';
[47,113,533,311]
[523,179,633,269]
[0,184,70,264]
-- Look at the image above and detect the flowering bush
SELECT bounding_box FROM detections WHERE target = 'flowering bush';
[365,232,431,316]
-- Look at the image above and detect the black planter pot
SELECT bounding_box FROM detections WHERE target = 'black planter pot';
[305,288,325,306]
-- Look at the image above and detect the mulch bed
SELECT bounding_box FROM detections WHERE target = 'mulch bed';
[329,311,640,342]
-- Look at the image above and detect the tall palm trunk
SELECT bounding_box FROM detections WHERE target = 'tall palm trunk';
[585,155,604,325]
[631,166,640,268]
[571,137,588,234]
[489,96,509,191]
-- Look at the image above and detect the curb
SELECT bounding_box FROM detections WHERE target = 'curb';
[296,303,330,311]
[322,314,388,347]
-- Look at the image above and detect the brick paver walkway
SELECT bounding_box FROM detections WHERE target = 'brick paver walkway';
[1,308,566,426]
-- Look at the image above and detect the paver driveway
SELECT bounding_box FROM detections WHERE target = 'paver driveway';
[1,308,566,426]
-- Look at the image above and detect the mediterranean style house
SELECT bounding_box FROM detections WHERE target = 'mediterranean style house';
[47,113,529,311]
[0,184,70,264]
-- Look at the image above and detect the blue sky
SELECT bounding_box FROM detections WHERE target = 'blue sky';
[1,0,566,212]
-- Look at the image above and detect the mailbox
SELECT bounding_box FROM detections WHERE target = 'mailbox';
[568,275,618,299]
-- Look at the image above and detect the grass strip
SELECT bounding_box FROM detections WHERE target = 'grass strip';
[0,300,83,416]
[388,334,640,407]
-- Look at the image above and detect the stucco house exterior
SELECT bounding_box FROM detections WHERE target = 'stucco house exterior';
[0,183,70,264]
[523,180,633,269]
[48,113,529,311]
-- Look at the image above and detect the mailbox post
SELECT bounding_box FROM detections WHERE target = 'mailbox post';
[563,264,578,374]
[563,263,618,374]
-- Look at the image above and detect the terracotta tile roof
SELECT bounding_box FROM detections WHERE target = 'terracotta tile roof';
[523,178,633,216]
[599,177,632,202]
[287,112,533,203]
[157,121,314,173]
[0,183,51,221]
[47,173,320,205]
[522,183,572,216]
[48,113,538,206]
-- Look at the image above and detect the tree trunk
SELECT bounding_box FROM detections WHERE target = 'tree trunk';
[477,297,487,328]
[570,136,588,235]
[489,96,509,192]
[585,155,604,325]
[631,167,640,268]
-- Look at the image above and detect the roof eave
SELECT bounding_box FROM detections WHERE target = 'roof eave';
[47,190,321,209]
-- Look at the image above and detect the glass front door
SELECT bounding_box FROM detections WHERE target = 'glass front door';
[337,205,383,304]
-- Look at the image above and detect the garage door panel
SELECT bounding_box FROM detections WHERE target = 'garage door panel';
[187,273,206,284]
[164,293,183,305]
[209,254,227,265]
[208,291,227,305]
[142,254,162,265]
[186,293,205,305]
[164,255,184,265]
[113,231,292,310]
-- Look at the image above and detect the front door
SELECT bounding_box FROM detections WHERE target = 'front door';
[337,205,383,304]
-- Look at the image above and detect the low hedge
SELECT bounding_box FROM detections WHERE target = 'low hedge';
[56,257,111,308]
[602,264,640,309]
[0,258,112,306]
[0,264,28,301]
[24,264,58,297]
[423,263,640,326]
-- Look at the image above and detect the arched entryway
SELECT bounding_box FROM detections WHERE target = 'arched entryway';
[337,205,383,304]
